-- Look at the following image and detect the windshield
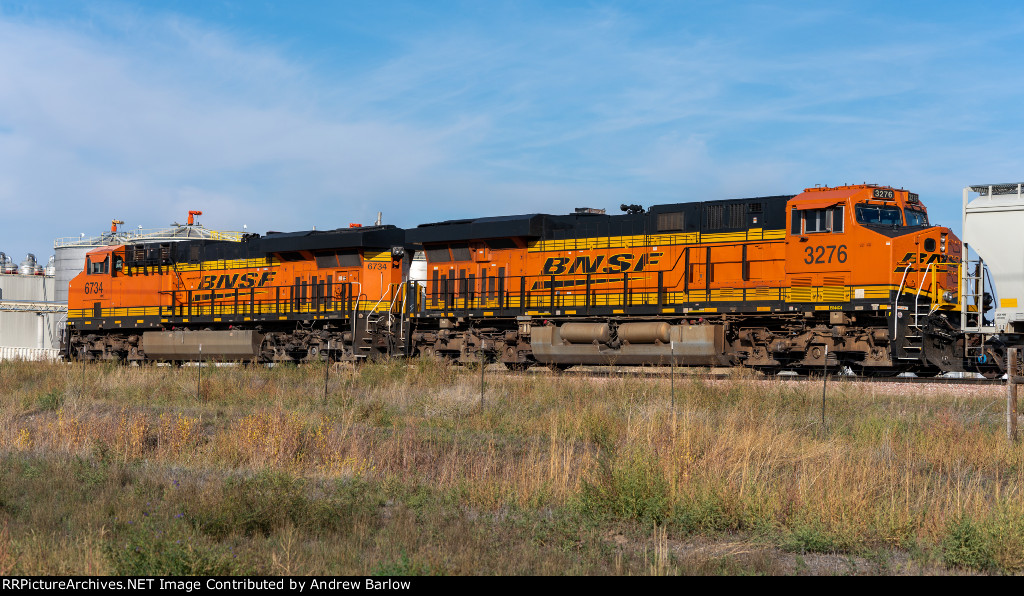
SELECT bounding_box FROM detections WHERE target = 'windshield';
[855,204,903,226]
[905,208,929,227]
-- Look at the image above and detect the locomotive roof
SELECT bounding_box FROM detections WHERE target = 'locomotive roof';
[115,224,408,265]
[259,224,406,253]
[407,194,794,244]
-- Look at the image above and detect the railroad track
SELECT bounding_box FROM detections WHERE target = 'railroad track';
[497,367,1004,385]
[51,358,1006,385]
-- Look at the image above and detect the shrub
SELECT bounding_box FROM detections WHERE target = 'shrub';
[577,449,669,524]
[192,471,380,539]
[36,390,64,412]
[105,512,239,575]
[942,516,997,572]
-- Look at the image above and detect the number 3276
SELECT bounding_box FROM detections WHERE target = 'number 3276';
[804,245,847,264]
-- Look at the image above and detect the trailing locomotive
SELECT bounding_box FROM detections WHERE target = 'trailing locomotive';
[62,184,977,376]
[64,224,412,363]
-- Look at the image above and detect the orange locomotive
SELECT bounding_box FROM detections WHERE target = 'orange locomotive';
[64,224,412,362]
[407,184,968,375]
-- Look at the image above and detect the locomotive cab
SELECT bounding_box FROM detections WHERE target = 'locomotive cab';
[68,246,124,320]
[787,185,961,312]
[785,184,965,374]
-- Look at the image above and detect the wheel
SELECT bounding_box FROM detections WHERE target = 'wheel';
[504,362,531,371]
[978,367,1003,380]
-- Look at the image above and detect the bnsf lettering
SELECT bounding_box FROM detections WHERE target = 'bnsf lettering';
[542,258,570,275]
[605,254,632,273]
[568,256,603,274]
[198,271,276,290]
[542,252,663,276]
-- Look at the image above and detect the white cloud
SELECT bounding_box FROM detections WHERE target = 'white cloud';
[2,1,1024,260]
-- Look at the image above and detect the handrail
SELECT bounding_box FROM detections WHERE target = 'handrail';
[914,261,933,326]
[389,282,407,342]
[893,264,913,343]
[350,282,363,343]
[367,284,394,321]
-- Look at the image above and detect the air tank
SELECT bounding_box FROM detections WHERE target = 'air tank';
[560,323,611,344]
[617,322,672,344]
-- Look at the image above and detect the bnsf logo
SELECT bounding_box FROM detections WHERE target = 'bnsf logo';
[541,252,663,275]
[893,252,955,273]
[197,271,277,290]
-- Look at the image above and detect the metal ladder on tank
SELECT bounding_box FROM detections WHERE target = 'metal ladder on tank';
[960,252,993,361]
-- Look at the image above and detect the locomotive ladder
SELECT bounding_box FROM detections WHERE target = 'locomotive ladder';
[894,262,935,362]
[358,283,408,357]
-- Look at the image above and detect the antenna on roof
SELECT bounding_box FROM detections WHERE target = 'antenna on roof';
[375,211,383,226]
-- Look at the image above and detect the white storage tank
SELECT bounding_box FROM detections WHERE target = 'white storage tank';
[53,241,106,304]
[0,269,60,351]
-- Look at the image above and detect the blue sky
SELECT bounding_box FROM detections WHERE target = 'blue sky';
[1,1,1023,258]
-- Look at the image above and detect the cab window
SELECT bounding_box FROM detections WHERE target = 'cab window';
[87,256,109,275]
[855,204,902,226]
[905,208,929,227]
[791,206,844,234]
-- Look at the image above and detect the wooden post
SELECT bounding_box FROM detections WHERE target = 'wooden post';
[821,345,828,427]
[670,341,675,411]
[197,344,202,401]
[1008,347,1019,442]
[324,339,331,401]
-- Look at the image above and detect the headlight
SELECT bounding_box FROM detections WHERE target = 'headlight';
[943,290,957,303]
[940,233,947,252]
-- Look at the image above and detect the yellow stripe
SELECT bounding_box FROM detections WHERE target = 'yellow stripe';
[527,229,786,252]
[174,257,278,272]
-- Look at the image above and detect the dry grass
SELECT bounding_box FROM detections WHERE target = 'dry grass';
[0,358,1021,574]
